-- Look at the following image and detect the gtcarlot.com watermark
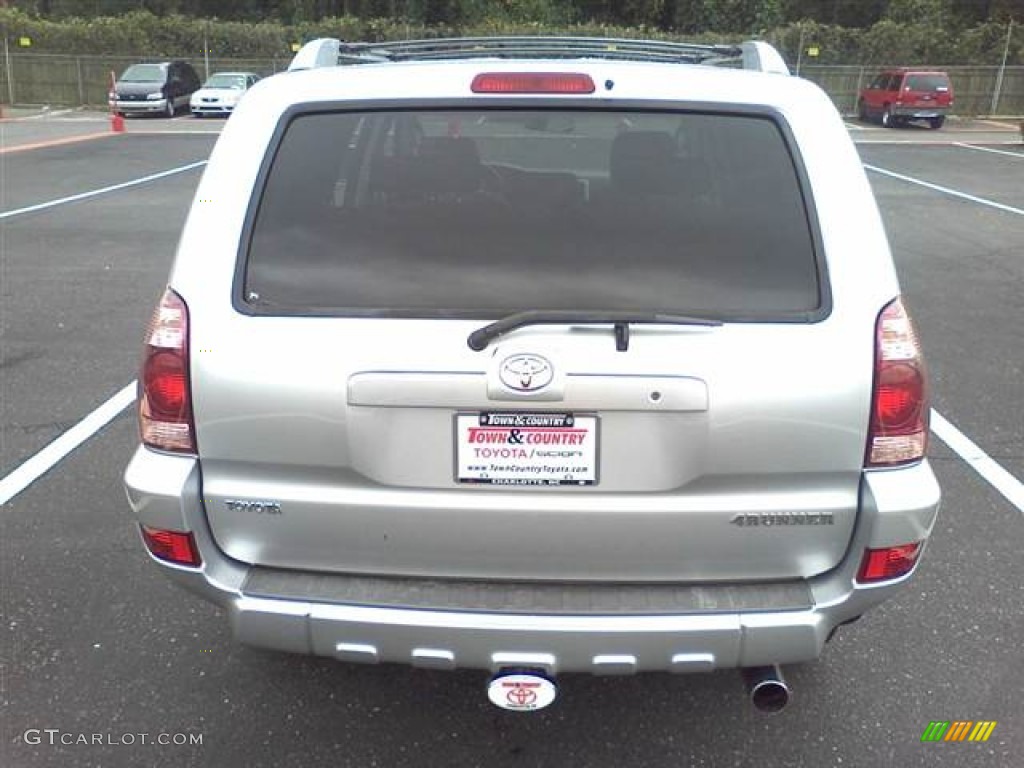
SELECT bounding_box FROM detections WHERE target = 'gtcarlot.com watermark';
[24,729,202,747]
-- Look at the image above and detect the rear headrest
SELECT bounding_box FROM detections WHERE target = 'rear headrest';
[370,137,485,203]
[417,136,482,165]
[610,131,680,195]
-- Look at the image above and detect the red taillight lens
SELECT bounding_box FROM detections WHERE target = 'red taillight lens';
[144,351,188,416]
[139,289,195,453]
[876,363,920,427]
[867,297,928,467]
[857,542,922,583]
[140,525,201,567]
[471,72,596,94]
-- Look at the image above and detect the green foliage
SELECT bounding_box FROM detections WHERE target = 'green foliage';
[0,4,1019,64]
[773,17,1021,65]
[705,0,783,34]
[884,0,951,25]
[9,0,1024,30]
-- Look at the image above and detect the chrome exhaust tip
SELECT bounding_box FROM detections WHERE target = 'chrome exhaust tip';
[742,665,791,713]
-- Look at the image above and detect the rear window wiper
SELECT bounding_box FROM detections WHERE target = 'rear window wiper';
[467,310,722,352]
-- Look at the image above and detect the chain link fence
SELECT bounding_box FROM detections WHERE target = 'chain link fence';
[2,53,1023,116]
[0,53,288,108]
[797,64,1024,116]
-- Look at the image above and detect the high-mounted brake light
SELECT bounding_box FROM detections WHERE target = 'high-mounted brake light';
[139,289,195,453]
[471,72,596,94]
[866,297,928,467]
[140,525,201,567]
[856,542,923,583]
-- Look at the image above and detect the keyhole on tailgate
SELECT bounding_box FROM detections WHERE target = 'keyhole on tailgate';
[649,391,662,403]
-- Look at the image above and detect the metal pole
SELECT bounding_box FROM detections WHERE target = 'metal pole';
[853,66,865,115]
[795,26,805,77]
[990,20,1013,116]
[204,25,210,80]
[4,34,13,105]
[76,56,85,106]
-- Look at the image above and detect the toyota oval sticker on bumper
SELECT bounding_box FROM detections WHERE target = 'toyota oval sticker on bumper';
[498,353,554,392]
[487,672,558,712]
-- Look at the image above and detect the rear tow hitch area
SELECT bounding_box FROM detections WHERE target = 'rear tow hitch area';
[743,665,791,713]
[487,669,558,712]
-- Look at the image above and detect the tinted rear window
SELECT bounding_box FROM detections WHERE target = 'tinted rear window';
[905,74,950,91]
[121,64,166,82]
[244,108,821,318]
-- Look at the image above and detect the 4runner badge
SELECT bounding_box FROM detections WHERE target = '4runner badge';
[498,354,554,392]
[730,512,835,527]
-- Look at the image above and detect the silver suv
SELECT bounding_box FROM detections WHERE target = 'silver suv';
[124,37,941,713]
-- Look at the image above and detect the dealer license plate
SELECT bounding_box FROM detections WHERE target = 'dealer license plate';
[455,412,598,486]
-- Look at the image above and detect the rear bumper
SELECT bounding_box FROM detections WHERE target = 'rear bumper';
[191,104,234,116]
[124,447,940,674]
[892,105,950,118]
[111,98,168,114]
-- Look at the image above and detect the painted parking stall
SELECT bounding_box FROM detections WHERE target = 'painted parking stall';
[1,116,1021,767]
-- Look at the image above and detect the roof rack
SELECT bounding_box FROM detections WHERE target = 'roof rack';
[288,36,790,75]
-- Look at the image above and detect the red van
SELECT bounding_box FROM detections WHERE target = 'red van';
[857,69,953,129]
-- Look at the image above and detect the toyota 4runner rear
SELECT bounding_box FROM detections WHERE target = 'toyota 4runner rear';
[124,37,941,712]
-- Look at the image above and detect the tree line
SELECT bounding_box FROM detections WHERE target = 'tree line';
[10,1,1024,34]
[2,1,1019,64]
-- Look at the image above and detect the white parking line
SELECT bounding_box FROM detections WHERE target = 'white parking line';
[130,129,223,136]
[977,119,1021,129]
[20,108,76,120]
[0,383,136,506]
[953,142,1024,159]
[862,162,1024,511]
[931,411,1024,513]
[863,163,1024,216]
[0,160,207,220]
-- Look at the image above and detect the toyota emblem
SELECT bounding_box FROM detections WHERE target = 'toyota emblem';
[498,354,554,392]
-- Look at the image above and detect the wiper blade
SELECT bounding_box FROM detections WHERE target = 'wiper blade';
[467,310,722,352]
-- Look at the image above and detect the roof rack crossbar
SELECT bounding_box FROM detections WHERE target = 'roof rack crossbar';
[345,47,716,65]
[339,36,741,64]
[289,36,789,75]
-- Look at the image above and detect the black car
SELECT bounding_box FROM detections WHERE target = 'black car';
[109,61,201,118]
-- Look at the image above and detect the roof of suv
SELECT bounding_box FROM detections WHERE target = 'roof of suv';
[254,36,829,116]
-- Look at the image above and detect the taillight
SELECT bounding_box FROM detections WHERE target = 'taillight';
[471,72,595,94]
[866,297,928,467]
[140,525,201,567]
[856,542,922,583]
[139,289,195,453]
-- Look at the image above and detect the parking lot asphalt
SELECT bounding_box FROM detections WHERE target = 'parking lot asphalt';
[1,136,213,476]
[861,144,1024,483]
[1,122,1022,767]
